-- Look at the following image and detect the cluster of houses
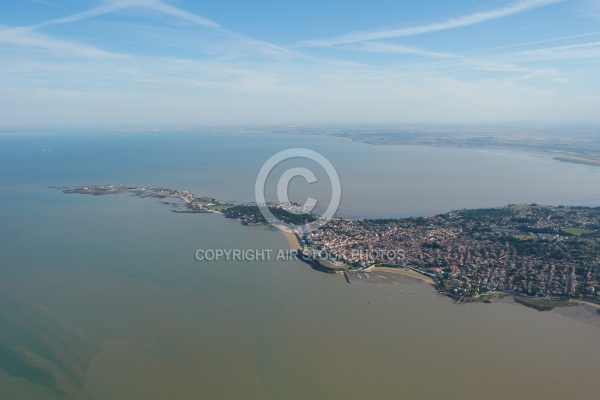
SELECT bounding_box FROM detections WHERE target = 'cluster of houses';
[303,205,600,299]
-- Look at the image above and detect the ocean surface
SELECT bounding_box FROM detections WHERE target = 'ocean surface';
[1,131,600,399]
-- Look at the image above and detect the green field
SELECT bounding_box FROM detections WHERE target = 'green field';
[512,204,546,210]
[205,204,232,211]
[195,197,233,211]
[562,227,594,236]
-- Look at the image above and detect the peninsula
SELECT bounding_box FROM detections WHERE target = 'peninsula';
[59,185,600,308]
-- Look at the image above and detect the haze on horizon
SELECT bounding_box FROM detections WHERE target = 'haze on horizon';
[1,0,600,129]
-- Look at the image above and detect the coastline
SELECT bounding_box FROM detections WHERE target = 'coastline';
[58,185,600,312]
[576,299,600,309]
[282,231,301,250]
[332,130,600,171]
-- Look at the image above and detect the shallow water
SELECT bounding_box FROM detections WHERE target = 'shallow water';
[1,132,599,399]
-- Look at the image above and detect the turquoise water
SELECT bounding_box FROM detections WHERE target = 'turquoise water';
[1,132,600,399]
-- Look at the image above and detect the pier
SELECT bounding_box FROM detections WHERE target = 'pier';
[343,271,351,283]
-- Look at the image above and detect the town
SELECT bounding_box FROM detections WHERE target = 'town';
[301,205,600,302]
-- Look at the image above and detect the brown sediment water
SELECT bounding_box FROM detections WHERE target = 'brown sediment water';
[1,199,599,400]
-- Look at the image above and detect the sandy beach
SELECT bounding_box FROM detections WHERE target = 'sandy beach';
[282,231,301,250]
[576,299,600,309]
[368,267,435,285]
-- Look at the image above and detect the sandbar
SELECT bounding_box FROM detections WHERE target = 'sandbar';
[368,267,435,285]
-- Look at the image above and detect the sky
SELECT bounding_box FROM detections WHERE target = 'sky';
[1,0,600,128]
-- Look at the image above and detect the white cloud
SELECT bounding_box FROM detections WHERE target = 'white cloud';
[139,0,220,28]
[298,0,564,47]
[467,31,600,53]
[0,0,598,127]
[510,40,600,61]
[573,0,600,19]
[341,42,559,81]
[0,24,126,58]
[1,48,594,128]
[352,42,456,59]
[22,0,219,31]
[24,1,153,30]
[15,0,299,61]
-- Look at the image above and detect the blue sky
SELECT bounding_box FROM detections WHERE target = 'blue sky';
[1,0,600,128]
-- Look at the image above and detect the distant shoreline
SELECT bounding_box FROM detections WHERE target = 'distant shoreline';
[332,129,600,169]
[554,156,600,167]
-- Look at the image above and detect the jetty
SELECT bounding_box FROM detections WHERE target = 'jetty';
[343,271,351,283]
